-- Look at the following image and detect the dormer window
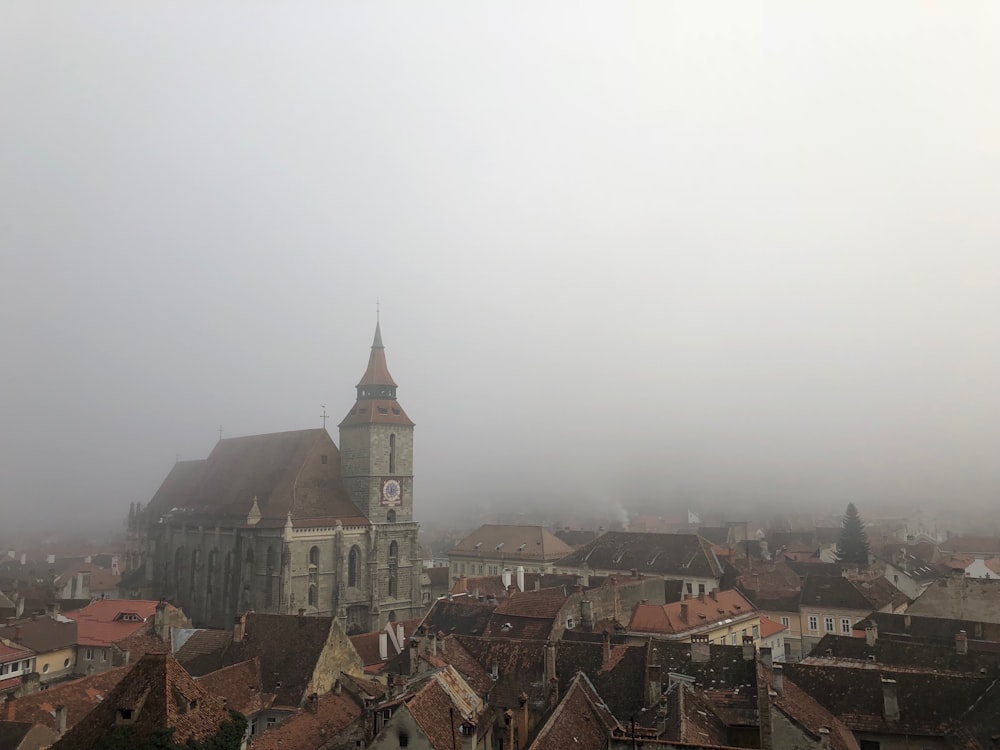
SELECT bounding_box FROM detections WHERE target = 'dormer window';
[118,708,133,722]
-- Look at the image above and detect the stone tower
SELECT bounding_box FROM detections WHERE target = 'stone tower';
[339,320,415,525]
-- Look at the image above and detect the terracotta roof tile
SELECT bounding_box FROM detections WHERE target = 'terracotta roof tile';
[6,667,128,734]
[195,658,274,716]
[451,526,575,562]
[250,690,361,750]
[64,600,169,648]
[554,531,724,579]
[528,672,620,750]
[629,590,757,636]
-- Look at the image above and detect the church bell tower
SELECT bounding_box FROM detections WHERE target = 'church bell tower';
[339,320,414,524]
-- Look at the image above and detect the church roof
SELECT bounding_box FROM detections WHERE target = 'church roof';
[149,429,367,524]
[357,321,397,387]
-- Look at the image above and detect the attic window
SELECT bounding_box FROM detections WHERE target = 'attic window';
[399,733,409,747]
[378,407,389,415]
[321,455,328,465]
[189,699,198,711]
[392,408,401,415]
[118,708,133,721]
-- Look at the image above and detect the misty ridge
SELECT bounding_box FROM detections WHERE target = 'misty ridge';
[1,3,999,544]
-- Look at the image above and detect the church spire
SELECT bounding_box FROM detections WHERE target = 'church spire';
[340,319,413,427]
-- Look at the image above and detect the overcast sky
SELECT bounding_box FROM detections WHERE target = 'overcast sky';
[2,2,999,535]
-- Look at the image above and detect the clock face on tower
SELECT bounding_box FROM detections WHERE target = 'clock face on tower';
[381,478,402,507]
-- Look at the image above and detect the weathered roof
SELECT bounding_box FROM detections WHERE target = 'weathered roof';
[528,672,620,750]
[6,667,129,734]
[174,628,234,676]
[146,459,207,519]
[53,652,235,750]
[211,613,360,708]
[907,577,1000,624]
[152,428,367,523]
[629,590,757,637]
[250,690,362,750]
[855,611,1000,644]
[940,536,1000,556]
[194,658,274,717]
[421,598,494,637]
[0,617,76,653]
[450,525,574,562]
[803,633,1000,674]
[0,721,59,750]
[64,599,168,647]
[800,575,873,612]
[761,663,860,750]
[554,531,724,579]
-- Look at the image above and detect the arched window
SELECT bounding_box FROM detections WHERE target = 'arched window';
[174,547,186,591]
[386,509,396,523]
[389,434,396,474]
[308,584,317,607]
[388,541,398,598]
[309,546,320,568]
[348,546,360,588]
[190,549,200,593]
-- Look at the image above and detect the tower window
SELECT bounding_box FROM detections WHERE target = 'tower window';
[387,510,396,523]
[308,584,317,607]
[389,434,396,474]
[348,546,360,588]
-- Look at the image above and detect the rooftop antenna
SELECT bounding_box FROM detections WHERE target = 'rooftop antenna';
[320,404,328,429]
[217,425,224,441]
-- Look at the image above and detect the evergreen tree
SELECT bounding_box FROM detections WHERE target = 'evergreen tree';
[835,502,871,565]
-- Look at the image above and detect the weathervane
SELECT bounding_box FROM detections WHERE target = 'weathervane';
[217,425,224,441]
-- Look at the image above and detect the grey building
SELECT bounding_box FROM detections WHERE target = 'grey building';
[125,322,422,633]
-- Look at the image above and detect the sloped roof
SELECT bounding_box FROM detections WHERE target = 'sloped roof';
[629,590,757,636]
[761,663,860,750]
[146,460,207,519]
[528,672,620,750]
[784,663,992,738]
[6,667,129,734]
[174,629,234,676]
[421,598,494,637]
[451,526,574,562]
[451,636,548,710]
[907,577,1000,623]
[803,633,1000,674]
[403,678,472,750]
[800,575,873,612]
[250,690,362,750]
[64,600,168,647]
[195,658,274,717]
[759,616,787,639]
[554,531,723,579]
[0,721,59,750]
[0,617,76,653]
[215,613,359,708]
[940,536,1000,556]
[154,429,367,523]
[855,611,1000,644]
[52,652,234,750]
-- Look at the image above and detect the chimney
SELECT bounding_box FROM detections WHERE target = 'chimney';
[155,600,169,643]
[602,630,611,666]
[544,640,556,684]
[502,569,511,588]
[956,630,969,656]
[408,638,419,675]
[19,553,26,565]
[17,671,40,697]
[516,566,525,593]
[865,623,877,647]
[306,693,318,713]
[759,646,773,669]
[818,727,831,749]
[882,678,899,721]
[333,679,342,695]
[519,692,529,750]
[55,705,67,735]
[709,589,717,601]
[680,603,689,623]
[437,631,446,656]
[742,636,755,661]
[233,612,247,643]
[4,617,14,627]
[772,665,783,696]
[428,631,437,657]
[6,550,13,559]
[646,662,662,706]
[47,554,55,565]
[904,614,911,631]
[379,632,388,661]
[14,625,23,642]
[691,635,710,664]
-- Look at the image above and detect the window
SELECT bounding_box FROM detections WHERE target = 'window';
[86,648,95,660]
[780,616,790,628]
[63,658,70,668]
[389,434,396,473]
[23,661,31,671]
[698,583,706,595]
[808,616,818,632]
[388,541,399,598]
[686,583,693,595]
[399,731,409,747]
[101,649,107,662]
[348,546,360,588]
[566,617,575,629]
[752,624,759,638]
[42,663,50,673]
[730,633,737,645]
[266,717,277,728]
[841,618,852,634]
[321,455,328,464]
[0,664,7,676]
[309,546,320,568]
[308,585,317,607]
[825,617,835,633]
[387,509,396,523]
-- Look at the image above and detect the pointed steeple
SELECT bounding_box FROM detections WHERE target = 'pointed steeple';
[340,319,413,427]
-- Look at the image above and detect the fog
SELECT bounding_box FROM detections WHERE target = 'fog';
[2,2,999,536]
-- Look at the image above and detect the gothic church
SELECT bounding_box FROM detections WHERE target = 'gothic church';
[124,322,423,632]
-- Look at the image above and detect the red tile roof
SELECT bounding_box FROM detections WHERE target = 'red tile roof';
[629,590,757,636]
[65,600,167,647]
[195,658,274,717]
[529,672,620,750]
[759,616,787,639]
[251,690,362,750]
[6,667,129,733]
